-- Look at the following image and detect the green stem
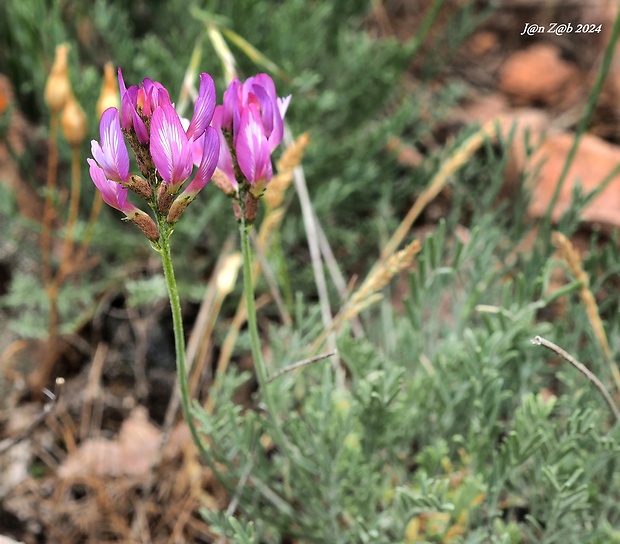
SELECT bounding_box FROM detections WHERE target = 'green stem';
[158,221,287,506]
[239,213,289,448]
[159,234,197,430]
[239,217,270,392]
[158,228,221,468]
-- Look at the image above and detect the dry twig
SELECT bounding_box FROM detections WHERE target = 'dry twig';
[531,335,620,422]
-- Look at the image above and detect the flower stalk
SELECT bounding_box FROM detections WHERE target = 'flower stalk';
[87,67,292,459]
[238,198,289,450]
[156,221,208,456]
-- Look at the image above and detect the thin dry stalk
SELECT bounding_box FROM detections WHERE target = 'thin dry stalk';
[284,125,343,385]
[73,192,104,264]
[206,22,238,84]
[251,229,291,326]
[313,239,421,350]
[32,111,97,393]
[267,350,338,383]
[59,144,82,275]
[80,342,107,440]
[264,132,310,212]
[551,231,620,392]
[41,112,59,286]
[379,122,494,264]
[532,335,620,422]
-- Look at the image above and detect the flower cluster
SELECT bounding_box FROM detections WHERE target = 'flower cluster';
[214,74,291,197]
[88,69,290,239]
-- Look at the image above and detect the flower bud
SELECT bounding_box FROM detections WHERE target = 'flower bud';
[129,211,160,241]
[166,195,192,224]
[157,183,175,214]
[45,44,71,113]
[244,192,259,224]
[60,93,87,145]
[125,174,153,200]
[96,62,120,119]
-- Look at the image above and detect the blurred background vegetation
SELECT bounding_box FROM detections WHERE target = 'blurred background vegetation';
[2,0,620,543]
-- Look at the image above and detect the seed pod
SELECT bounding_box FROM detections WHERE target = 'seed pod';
[96,62,119,119]
[61,93,87,145]
[45,44,71,113]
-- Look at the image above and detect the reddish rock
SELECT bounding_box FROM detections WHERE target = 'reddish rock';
[499,43,581,106]
[528,132,620,228]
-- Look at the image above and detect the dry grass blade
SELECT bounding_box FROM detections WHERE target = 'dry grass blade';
[264,132,310,212]
[221,27,290,83]
[206,22,238,84]
[551,231,620,392]
[350,239,422,310]
[379,121,495,264]
[313,239,421,350]
[532,335,620,422]
[267,350,338,383]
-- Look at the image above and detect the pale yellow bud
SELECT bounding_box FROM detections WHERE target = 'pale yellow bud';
[44,44,72,112]
[60,93,87,146]
[96,62,119,119]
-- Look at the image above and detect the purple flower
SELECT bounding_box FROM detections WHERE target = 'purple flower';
[217,74,290,190]
[89,159,160,240]
[90,108,129,182]
[89,68,221,230]
[183,127,220,196]
[118,69,171,144]
[222,74,290,152]
[185,73,217,141]
[242,73,290,151]
[117,70,216,147]
[115,68,219,195]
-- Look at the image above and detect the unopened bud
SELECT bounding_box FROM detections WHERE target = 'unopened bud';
[157,183,175,214]
[45,44,71,113]
[126,175,153,200]
[96,62,119,119]
[60,93,87,146]
[244,192,259,224]
[166,195,193,224]
[130,211,159,241]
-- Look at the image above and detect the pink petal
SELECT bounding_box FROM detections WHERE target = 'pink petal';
[88,159,134,214]
[150,104,193,189]
[185,126,219,195]
[91,108,129,182]
[221,79,240,132]
[236,105,272,185]
[186,73,216,141]
[212,106,237,188]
